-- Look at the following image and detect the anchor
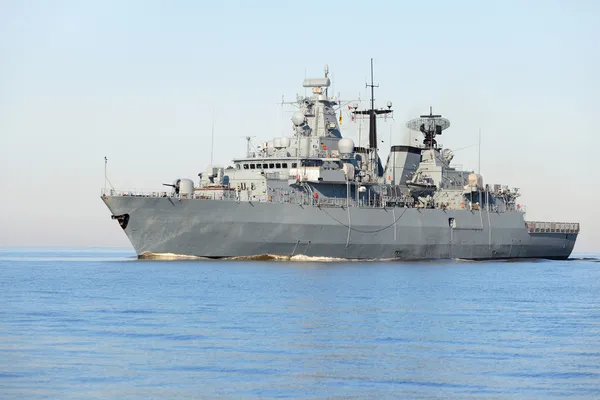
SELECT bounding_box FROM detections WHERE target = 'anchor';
[111,213,130,230]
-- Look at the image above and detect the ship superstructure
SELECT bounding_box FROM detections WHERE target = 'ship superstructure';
[102,62,579,260]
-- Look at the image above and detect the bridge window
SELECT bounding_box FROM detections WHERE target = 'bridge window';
[243,164,249,169]
[276,163,281,168]
[291,162,297,168]
[323,160,341,170]
[301,159,323,167]
[256,164,262,169]
[269,163,274,168]
[250,164,255,169]
[263,163,268,169]
[282,163,288,168]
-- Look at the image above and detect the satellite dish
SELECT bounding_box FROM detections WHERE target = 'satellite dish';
[292,111,306,126]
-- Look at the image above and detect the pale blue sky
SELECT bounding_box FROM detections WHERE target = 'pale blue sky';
[1,0,598,251]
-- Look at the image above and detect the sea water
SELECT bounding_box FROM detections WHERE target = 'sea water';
[1,247,599,399]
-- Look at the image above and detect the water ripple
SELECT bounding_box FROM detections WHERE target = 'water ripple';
[0,249,599,399]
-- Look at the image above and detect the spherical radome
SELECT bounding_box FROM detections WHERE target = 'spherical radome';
[338,138,355,154]
[292,111,306,126]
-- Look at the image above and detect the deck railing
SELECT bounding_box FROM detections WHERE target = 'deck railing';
[101,188,169,197]
[102,188,414,208]
[102,189,567,224]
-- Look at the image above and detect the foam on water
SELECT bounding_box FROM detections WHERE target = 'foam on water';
[138,252,210,261]
[141,252,399,262]
[133,251,600,263]
[289,254,356,262]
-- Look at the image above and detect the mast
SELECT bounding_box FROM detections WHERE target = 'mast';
[104,156,107,194]
[245,136,251,157]
[368,58,377,151]
[210,110,215,166]
[478,128,481,175]
[352,58,393,177]
[365,58,379,150]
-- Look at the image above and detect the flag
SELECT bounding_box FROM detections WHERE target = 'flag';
[339,112,342,125]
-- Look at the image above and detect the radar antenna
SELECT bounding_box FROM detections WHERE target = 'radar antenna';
[406,107,450,148]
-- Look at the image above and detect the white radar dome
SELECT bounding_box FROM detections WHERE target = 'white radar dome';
[338,138,355,154]
[292,111,306,126]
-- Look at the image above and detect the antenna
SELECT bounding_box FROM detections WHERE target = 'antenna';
[281,95,285,136]
[104,156,107,195]
[367,58,378,150]
[210,110,215,166]
[244,136,256,157]
[350,58,393,178]
[304,68,307,97]
[103,156,115,193]
[331,72,334,98]
[478,128,481,174]
[369,59,376,110]
[358,118,362,148]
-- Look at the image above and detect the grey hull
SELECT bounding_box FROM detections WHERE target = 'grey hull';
[102,196,577,260]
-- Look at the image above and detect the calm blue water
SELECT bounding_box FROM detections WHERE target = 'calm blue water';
[1,248,599,399]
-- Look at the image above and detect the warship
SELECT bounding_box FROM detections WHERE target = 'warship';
[101,61,579,260]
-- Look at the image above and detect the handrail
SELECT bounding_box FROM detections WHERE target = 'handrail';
[100,188,569,221]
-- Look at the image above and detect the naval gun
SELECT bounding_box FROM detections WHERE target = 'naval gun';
[162,179,181,195]
[162,178,194,197]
